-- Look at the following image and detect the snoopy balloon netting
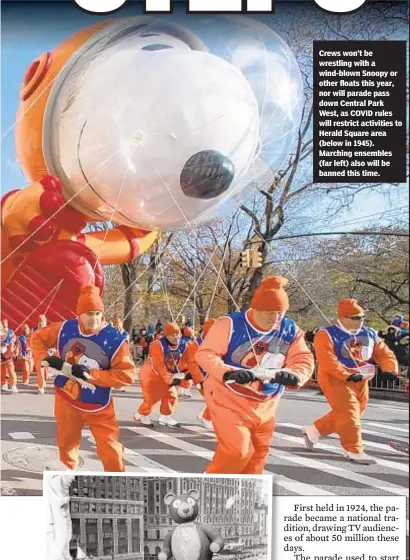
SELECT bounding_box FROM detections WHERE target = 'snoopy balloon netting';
[1,15,303,329]
[42,16,304,232]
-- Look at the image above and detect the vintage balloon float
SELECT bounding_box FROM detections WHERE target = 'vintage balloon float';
[1,16,303,329]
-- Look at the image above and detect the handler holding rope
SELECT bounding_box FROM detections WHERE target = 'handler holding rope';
[31,285,136,471]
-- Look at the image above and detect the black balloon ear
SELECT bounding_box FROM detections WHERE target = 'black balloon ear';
[180,150,235,200]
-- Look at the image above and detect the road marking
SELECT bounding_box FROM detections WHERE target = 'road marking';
[128,426,214,460]
[184,425,336,496]
[277,423,409,474]
[9,432,35,440]
[363,421,409,434]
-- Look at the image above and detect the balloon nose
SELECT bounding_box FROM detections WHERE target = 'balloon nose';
[180,150,235,200]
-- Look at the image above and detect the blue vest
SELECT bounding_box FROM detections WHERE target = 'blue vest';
[18,335,30,359]
[3,329,13,345]
[325,325,378,369]
[55,319,126,412]
[1,329,14,362]
[223,311,297,401]
[159,337,188,374]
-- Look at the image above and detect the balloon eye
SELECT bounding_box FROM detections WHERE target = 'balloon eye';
[173,500,181,508]
[20,52,52,101]
[187,498,195,506]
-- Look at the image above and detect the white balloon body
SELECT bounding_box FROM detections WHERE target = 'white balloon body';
[43,17,303,231]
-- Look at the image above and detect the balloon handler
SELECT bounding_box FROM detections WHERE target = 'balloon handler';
[1,322,18,393]
[302,298,399,465]
[134,323,189,428]
[184,319,216,431]
[31,285,136,471]
[196,277,314,474]
[158,489,224,560]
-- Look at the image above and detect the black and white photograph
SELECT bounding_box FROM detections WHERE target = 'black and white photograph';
[45,473,272,560]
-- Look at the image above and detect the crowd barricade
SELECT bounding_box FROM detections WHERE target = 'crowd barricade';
[130,344,144,365]
[303,365,409,396]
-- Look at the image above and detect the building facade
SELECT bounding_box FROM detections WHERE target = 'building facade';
[143,477,269,558]
[69,476,144,560]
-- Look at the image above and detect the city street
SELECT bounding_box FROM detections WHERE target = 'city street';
[1,381,408,501]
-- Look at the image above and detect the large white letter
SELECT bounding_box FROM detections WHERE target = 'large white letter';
[73,0,127,14]
[313,0,367,13]
[187,0,274,13]
[144,0,172,13]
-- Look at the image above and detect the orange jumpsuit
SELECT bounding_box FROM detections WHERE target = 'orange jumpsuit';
[1,340,17,387]
[138,339,188,417]
[28,328,49,389]
[196,313,314,474]
[185,339,211,422]
[313,328,398,453]
[16,336,34,384]
[31,321,135,471]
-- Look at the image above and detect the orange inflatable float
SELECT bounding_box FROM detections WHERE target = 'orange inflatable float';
[1,17,304,331]
[1,21,158,330]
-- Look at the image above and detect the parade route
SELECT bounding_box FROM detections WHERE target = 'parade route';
[1,384,408,500]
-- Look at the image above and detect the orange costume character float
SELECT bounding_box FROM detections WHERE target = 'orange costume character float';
[302,299,399,465]
[134,323,189,428]
[196,277,314,474]
[31,285,136,471]
[185,319,216,430]
[16,324,34,385]
[1,17,290,332]
[1,20,162,332]
[1,321,18,393]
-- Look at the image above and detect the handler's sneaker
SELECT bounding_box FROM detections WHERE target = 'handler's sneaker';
[38,388,45,395]
[10,385,18,393]
[158,415,180,428]
[134,413,154,427]
[198,412,214,432]
[343,450,377,465]
[302,425,320,450]
[1,383,10,392]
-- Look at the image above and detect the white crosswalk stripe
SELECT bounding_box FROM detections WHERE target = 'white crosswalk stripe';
[363,421,409,434]
[2,418,408,501]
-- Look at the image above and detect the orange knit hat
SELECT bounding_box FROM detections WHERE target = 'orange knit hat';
[76,285,104,315]
[251,277,290,312]
[338,299,365,318]
[164,323,180,337]
[113,317,123,328]
[202,319,216,338]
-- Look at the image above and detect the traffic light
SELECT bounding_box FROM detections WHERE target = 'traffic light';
[251,250,263,269]
[240,250,251,268]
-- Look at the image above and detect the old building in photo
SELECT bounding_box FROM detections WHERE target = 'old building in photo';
[143,477,268,559]
[69,476,144,560]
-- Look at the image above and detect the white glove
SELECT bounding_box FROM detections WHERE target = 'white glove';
[358,364,376,380]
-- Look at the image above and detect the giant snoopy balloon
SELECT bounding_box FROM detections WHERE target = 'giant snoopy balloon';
[1,16,303,329]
